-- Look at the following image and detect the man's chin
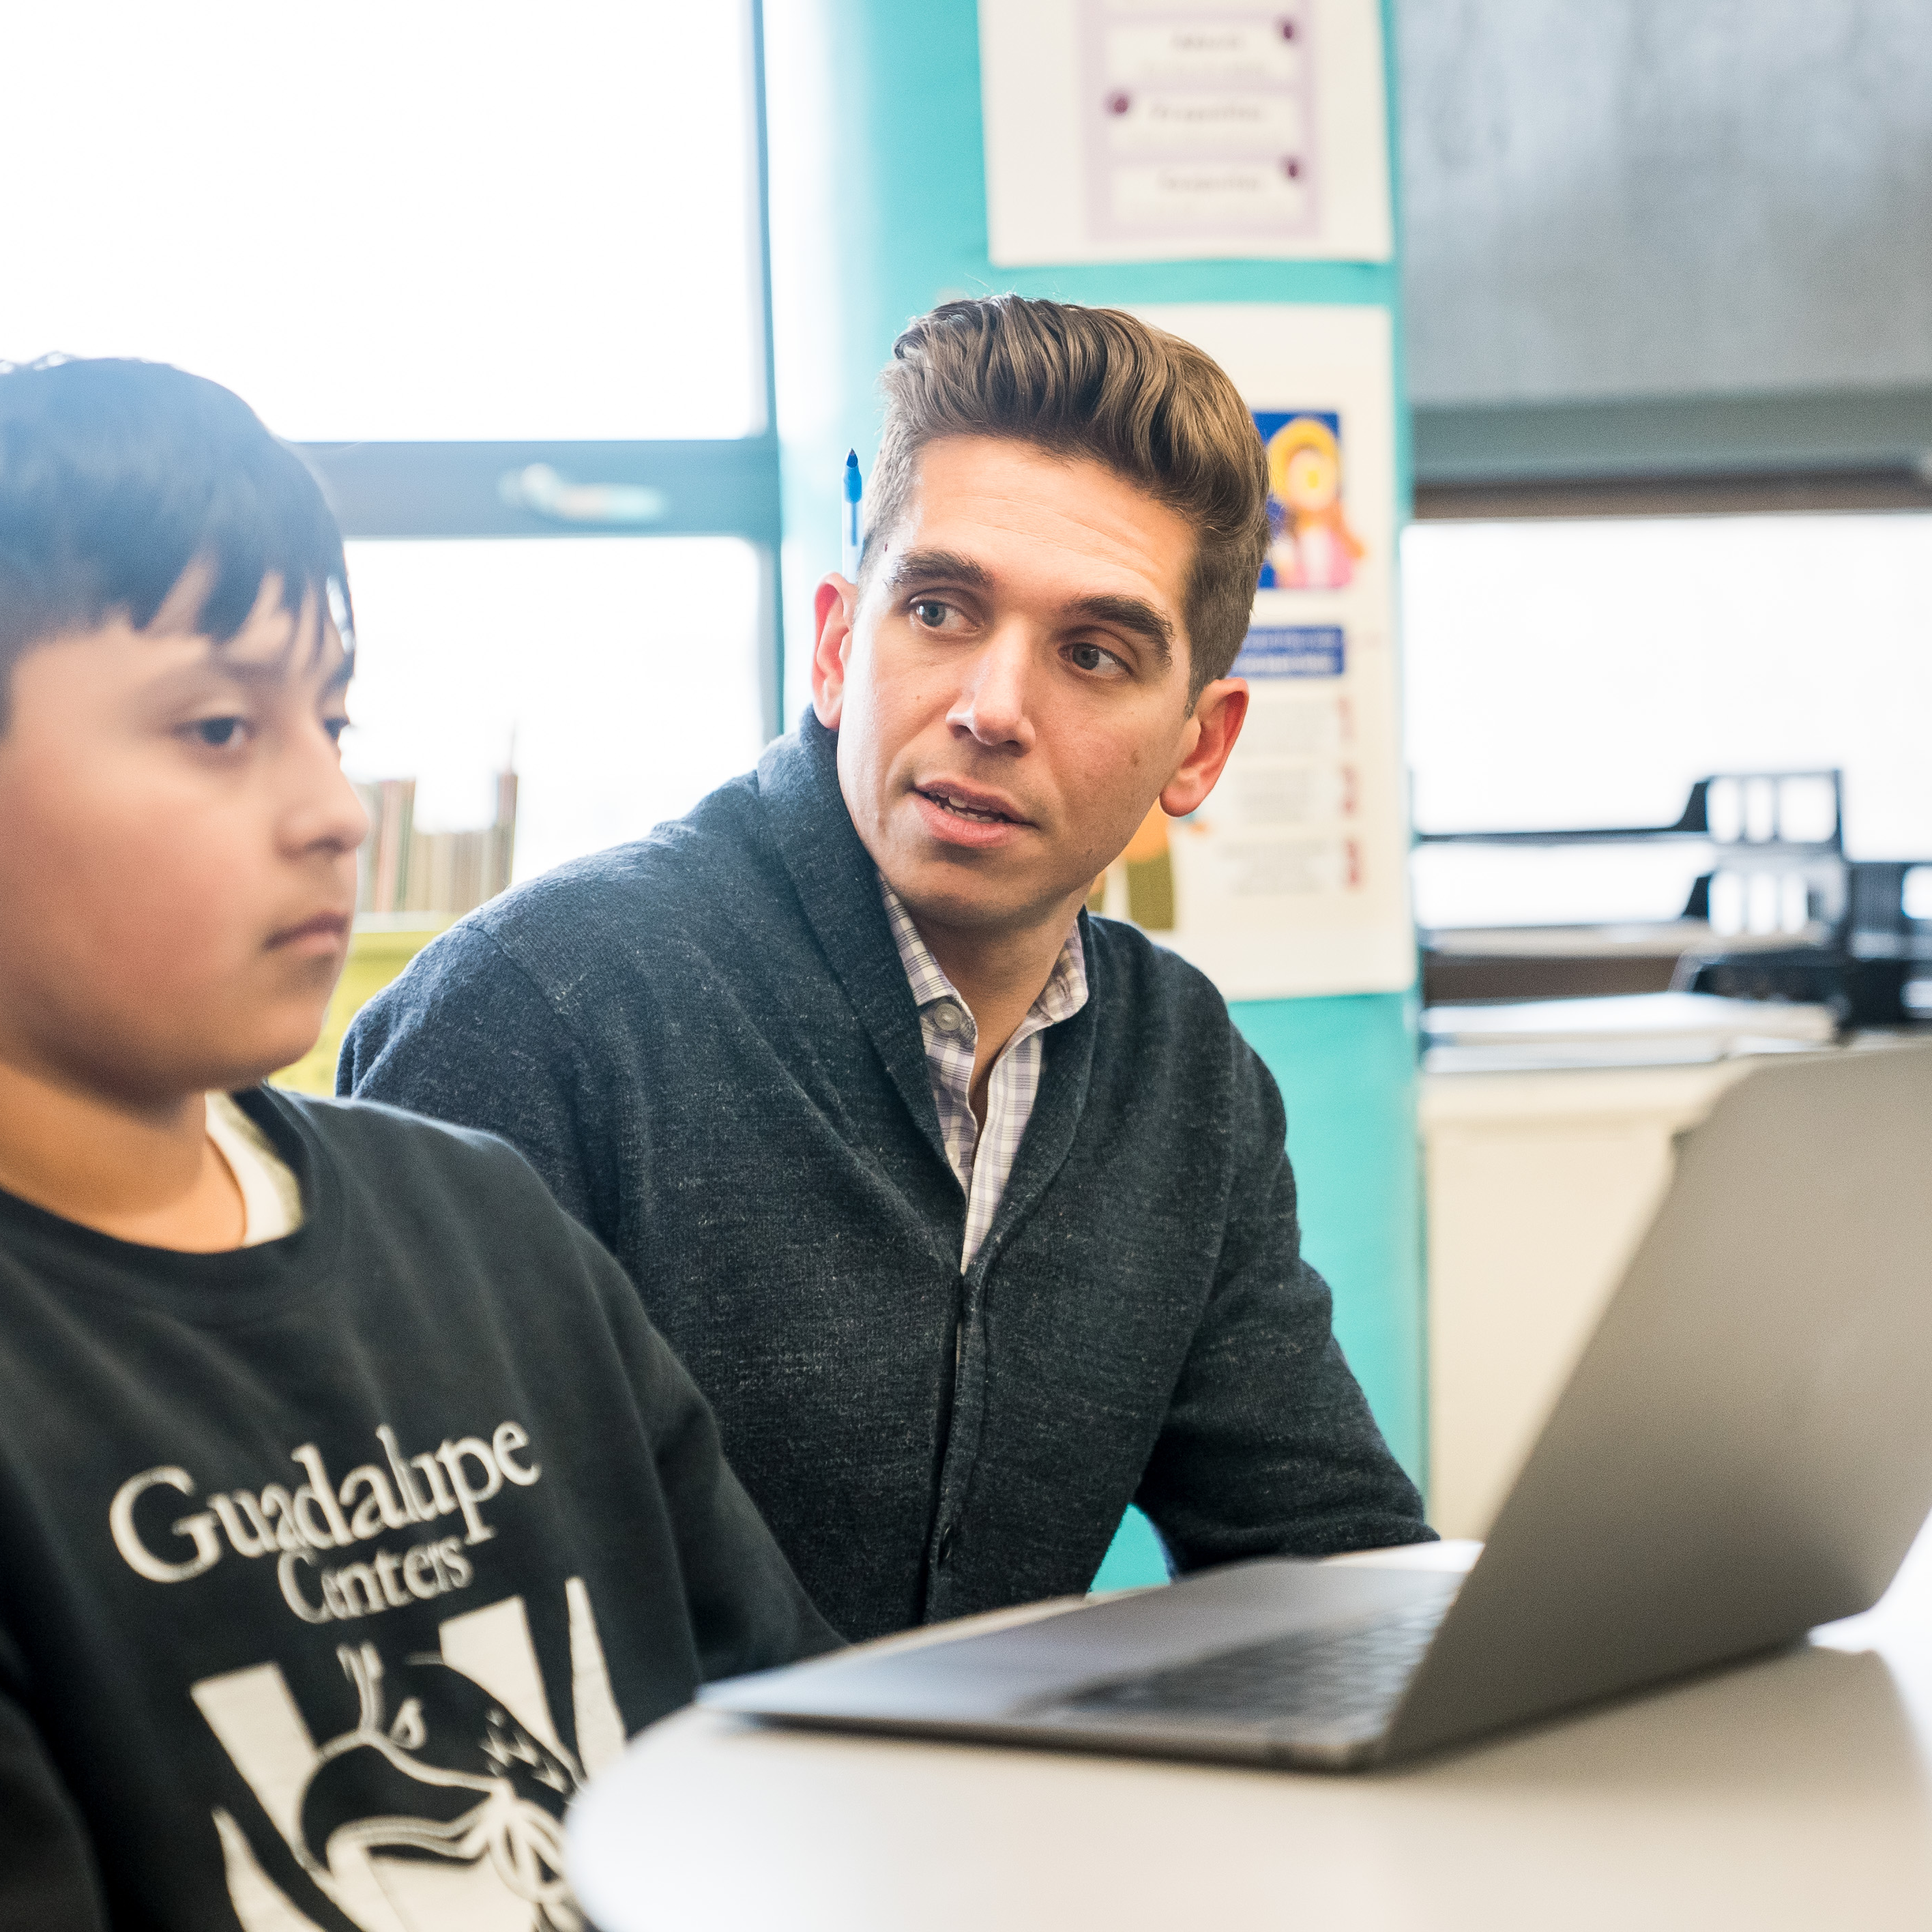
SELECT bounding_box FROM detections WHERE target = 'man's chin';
[879,855,1081,941]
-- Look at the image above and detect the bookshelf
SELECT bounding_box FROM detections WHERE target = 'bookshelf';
[357,770,518,918]
[272,768,520,1094]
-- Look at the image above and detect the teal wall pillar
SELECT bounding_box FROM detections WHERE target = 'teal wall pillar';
[761,1,1424,1585]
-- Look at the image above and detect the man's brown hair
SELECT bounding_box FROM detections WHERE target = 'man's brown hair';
[866,295,1268,701]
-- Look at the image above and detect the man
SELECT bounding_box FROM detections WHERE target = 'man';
[345,296,1432,1643]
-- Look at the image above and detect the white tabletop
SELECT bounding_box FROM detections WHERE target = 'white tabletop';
[569,1525,1932,1932]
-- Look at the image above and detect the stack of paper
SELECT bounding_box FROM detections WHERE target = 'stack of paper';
[1422,992,1837,1073]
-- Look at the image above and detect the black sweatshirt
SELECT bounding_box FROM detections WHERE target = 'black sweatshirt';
[0,1089,836,1932]
[343,714,1432,1644]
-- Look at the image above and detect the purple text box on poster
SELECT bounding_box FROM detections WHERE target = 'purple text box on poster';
[1233,624,1345,677]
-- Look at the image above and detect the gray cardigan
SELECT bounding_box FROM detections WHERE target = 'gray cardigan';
[342,716,1430,1640]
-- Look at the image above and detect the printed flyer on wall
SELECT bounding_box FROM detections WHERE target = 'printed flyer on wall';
[1088,303,1413,999]
[978,0,1392,265]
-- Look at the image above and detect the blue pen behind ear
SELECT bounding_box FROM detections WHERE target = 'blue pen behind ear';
[841,451,863,581]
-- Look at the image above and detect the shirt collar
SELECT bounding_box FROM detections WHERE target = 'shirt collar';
[878,876,1089,1031]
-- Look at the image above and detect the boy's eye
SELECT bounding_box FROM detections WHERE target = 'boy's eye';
[191,716,245,748]
[325,717,349,746]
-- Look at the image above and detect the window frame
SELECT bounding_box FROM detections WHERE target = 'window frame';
[299,0,786,741]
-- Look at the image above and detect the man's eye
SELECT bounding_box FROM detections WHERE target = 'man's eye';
[911,599,952,630]
[1068,643,1124,676]
[190,716,245,748]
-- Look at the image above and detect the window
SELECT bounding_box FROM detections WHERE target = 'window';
[3,0,781,887]
[343,538,767,883]
[3,2,762,439]
[1402,513,1932,932]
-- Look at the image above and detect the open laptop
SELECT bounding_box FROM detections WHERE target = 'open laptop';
[703,1041,1932,1769]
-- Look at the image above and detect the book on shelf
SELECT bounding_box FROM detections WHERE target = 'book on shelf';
[353,770,517,919]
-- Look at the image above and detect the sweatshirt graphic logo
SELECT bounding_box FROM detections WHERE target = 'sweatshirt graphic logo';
[193,1582,626,1932]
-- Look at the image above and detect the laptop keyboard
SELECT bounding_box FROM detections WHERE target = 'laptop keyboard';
[1042,1600,1450,1734]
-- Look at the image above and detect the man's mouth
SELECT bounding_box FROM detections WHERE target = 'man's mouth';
[913,782,1027,828]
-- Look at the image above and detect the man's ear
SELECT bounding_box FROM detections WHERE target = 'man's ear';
[1160,677,1249,817]
[810,576,858,729]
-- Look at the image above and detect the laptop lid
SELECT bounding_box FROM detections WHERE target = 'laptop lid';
[1385,1041,1932,1759]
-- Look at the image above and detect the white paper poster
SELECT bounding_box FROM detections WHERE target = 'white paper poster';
[1091,304,1413,999]
[978,0,1392,266]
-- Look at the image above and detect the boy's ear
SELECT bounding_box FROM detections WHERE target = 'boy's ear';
[811,576,858,729]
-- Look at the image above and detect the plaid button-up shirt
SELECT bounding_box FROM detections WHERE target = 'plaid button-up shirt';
[880,878,1090,1268]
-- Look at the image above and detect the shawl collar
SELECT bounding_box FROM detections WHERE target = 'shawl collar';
[756,716,950,1171]
[754,715,1101,1253]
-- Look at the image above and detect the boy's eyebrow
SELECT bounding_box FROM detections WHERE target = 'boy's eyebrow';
[197,654,304,686]
[163,639,355,697]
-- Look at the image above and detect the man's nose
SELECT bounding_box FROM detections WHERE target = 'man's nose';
[947,624,1036,754]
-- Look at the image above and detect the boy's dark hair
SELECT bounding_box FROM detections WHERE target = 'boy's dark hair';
[867,296,1269,702]
[0,357,350,728]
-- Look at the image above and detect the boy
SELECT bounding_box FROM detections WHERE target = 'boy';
[0,357,836,1932]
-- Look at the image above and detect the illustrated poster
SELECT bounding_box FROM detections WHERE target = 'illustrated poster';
[978,0,1392,266]
[1090,304,1412,999]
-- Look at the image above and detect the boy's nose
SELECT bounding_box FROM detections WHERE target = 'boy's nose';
[324,766,373,855]
[289,758,371,860]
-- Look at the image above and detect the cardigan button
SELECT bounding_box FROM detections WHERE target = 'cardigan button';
[936,1523,956,1566]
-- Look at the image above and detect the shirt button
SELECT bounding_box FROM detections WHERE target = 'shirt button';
[932,1003,964,1035]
